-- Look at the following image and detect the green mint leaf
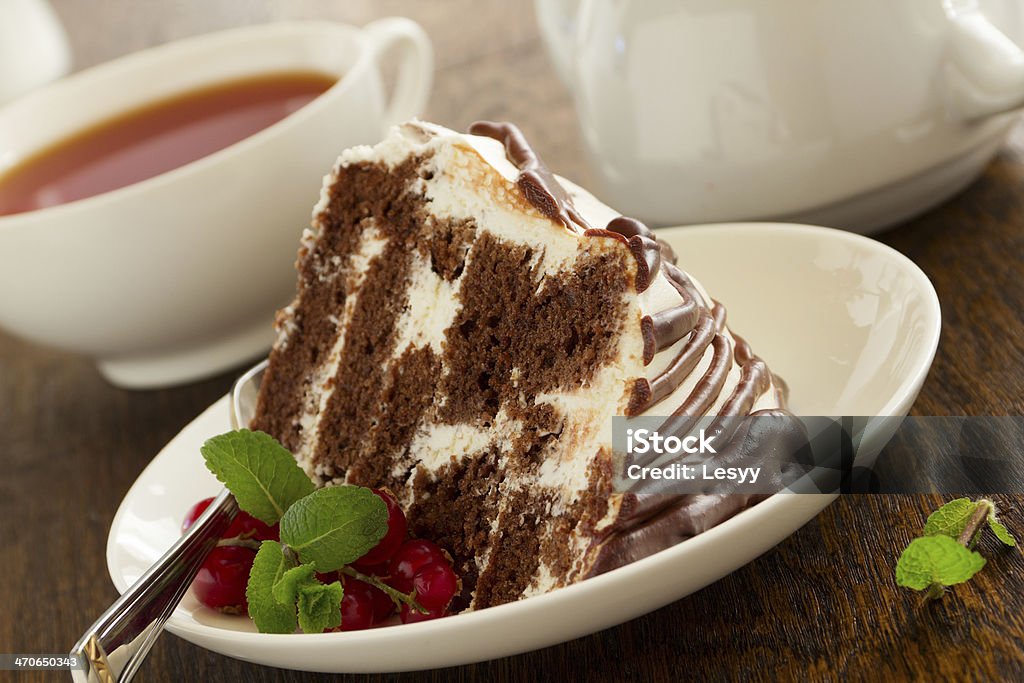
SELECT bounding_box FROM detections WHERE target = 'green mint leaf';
[923,498,980,539]
[280,486,388,572]
[896,536,986,591]
[988,513,1017,547]
[245,541,299,634]
[297,581,344,634]
[201,430,315,524]
[272,563,318,606]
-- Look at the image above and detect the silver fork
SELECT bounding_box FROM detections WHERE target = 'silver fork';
[70,490,239,682]
[69,361,267,682]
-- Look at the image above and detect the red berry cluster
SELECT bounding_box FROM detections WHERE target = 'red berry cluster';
[347,490,460,625]
[182,489,460,629]
[181,497,276,613]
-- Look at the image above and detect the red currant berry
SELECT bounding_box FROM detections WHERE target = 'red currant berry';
[337,578,376,631]
[352,560,390,577]
[316,571,339,584]
[227,510,279,541]
[353,489,407,568]
[386,539,448,593]
[411,561,459,611]
[192,545,255,614]
[183,498,279,541]
[181,497,214,534]
[368,582,396,622]
[400,603,447,624]
[348,563,397,621]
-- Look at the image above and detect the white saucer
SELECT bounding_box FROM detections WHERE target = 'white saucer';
[777,131,1013,233]
[106,223,941,673]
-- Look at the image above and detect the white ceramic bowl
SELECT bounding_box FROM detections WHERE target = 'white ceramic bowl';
[107,223,941,673]
[0,19,432,388]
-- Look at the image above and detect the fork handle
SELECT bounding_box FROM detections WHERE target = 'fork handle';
[70,489,238,682]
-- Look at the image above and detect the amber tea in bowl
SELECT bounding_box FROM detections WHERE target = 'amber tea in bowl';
[0,71,336,216]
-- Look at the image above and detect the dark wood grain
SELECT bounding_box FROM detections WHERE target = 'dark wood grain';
[3,2,1024,681]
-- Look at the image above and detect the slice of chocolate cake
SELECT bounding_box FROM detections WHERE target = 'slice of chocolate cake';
[251,121,793,610]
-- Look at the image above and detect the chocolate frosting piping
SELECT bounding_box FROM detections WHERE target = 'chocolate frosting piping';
[606,217,663,293]
[585,492,767,576]
[604,215,654,239]
[668,331,732,418]
[587,408,810,577]
[715,358,769,421]
[468,121,591,232]
[640,299,700,364]
[635,261,717,371]
[629,311,715,416]
[626,235,661,292]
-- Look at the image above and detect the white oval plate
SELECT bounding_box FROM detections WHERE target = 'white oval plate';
[107,223,941,673]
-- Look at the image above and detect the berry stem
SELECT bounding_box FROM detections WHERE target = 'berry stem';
[338,566,429,614]
[216,536,261,551]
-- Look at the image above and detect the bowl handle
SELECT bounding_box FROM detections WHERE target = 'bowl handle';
[944,6,1024,120]
[363,17,434,131]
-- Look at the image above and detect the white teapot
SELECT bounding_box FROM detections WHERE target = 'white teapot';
[537,0,1024,233]
[0,0,70,106]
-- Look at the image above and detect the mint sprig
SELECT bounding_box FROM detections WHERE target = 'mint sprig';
[280,486,389,572]
[272,563,318,606]
[297,581,345,633]
[895,536,986,599]
[245,540,346,634]
[201,430,315,524]
[246,541,300,634]
[200,429,423,633]
[896,497,1017,600]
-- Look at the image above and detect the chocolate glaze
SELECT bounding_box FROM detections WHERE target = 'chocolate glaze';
[605,215,654,239]
[635,261,720,373]
[585,493,767,576]
[716,358,770,422]
[628,235,661,292]
[605,217,662,293]
[732,331,756,365]
[582,227,627,243]
[640,299,699,364]
[468,121,591,232]
[674,333,732,416]
[587,410,811,577]
[605,216,675,266]
[629,309,716,416]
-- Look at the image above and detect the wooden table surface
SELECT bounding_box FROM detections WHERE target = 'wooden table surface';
[3,2,1023,681]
